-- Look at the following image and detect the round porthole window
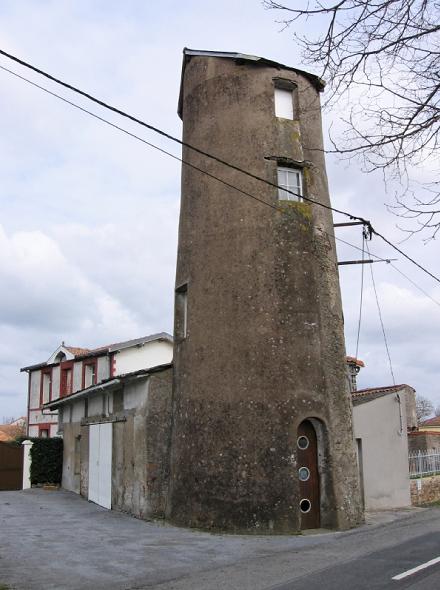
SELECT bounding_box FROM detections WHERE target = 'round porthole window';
[297,436,309,450]
[298,467,310,482]
[300,498,311,513]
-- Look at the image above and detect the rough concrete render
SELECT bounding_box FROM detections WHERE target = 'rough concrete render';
[167,49,364,533]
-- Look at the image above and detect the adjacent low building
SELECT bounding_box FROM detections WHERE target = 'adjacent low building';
[408,415,440,453]
[44,363,173,519]
[21,334,173,438]
[352,384,416,510]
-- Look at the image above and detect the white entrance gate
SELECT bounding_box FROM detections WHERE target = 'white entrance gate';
[88,422,112,509]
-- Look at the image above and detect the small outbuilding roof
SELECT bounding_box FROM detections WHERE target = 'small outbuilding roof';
[420,416,440,428]
[352,384,412,406]
[408,430,440,437]
[177,48,325,118]
[346,356,365,368]
[43,362,173,410]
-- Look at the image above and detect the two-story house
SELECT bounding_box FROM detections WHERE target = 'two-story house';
[21,333,173,438]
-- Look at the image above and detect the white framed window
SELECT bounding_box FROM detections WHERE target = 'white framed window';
[84,362,97,388]
[42,372,52,404]
[274,87,294,119]
[277,167,303,201]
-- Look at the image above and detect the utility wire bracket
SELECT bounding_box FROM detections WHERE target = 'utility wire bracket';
[334,222,366,227]
[338,258,397,266]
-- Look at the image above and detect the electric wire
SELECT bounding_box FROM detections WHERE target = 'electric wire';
[354,232,365,361]
[369,229,439,285]
[3,58,438,382]
[336,236,440,309]
[0,48,336,214]
[335,236,388,261]
[0,63,358,274]
[389,263,440,309]
[0,47,439,285]
[365,240,396,385]
[0,64,281,215]
[2,62,437,312]
[1,63,350,273]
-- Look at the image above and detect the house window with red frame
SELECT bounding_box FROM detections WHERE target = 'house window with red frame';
[83,359,98,389]
[40,368,52,406]
[60,361,74,397]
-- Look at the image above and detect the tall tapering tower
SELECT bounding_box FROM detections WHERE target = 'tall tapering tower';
[168,49,363,533]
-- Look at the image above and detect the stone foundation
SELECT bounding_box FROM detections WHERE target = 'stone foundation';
[410,475,440,505]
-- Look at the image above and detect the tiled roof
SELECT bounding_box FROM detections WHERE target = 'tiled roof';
[346,356,365,368]
[72,333,173,359]
[44,362,173,409]
[420,416,440,427]
[64,346,91,356]
[0,423,25,441]
[408,430,440,437]
[22,333,173,371]
[352,384,410,405]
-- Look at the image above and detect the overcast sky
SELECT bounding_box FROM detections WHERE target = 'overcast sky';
[1,0,438,419]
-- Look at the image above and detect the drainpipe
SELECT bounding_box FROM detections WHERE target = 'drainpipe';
[396,393,403,436]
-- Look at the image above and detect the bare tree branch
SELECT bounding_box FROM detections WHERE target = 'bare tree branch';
[264,0,440,238]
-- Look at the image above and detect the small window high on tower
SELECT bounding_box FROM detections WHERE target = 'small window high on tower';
[175,283,188,340]
[274,87,294,119]
[277,167,303,201]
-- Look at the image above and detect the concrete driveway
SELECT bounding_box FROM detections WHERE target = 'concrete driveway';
[0,488,337,590]
[0,489,426,590]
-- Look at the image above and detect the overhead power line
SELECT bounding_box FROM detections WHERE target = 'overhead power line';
[0,64,281,215]
[355,233,366,361]
[365,240,396,385]
[0,63,388,274]
[0,47,439,285]
[0,63,349,276]
[389,263,440,309]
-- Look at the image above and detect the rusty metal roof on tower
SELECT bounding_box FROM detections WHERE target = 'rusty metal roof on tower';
[177,48,326,118]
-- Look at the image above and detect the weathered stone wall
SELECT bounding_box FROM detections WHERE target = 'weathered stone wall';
[61,422,81,494]
[80,423,89,498]
[112,369,173,519]
[168,54,363,533]
[410,475,440,505]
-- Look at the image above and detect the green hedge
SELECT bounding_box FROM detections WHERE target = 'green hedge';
[29,438,63,485]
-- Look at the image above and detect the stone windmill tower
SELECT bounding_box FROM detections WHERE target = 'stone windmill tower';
[167,49,363,533]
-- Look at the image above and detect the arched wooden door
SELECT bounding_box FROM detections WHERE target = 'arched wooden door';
[297,420,320,529]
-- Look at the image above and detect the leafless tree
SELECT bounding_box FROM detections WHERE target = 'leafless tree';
[264,1,440,239]
[416,394,434,423]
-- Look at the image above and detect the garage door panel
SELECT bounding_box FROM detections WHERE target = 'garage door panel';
[98,422,112,509]
[88,423,112,509]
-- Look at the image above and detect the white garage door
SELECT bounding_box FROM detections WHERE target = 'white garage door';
[88,422,112,509]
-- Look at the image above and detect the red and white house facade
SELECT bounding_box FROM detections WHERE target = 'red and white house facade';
[22,333,173,438]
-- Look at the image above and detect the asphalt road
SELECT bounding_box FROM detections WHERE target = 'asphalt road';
[0,489,439,589]
[269,532,440,590]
